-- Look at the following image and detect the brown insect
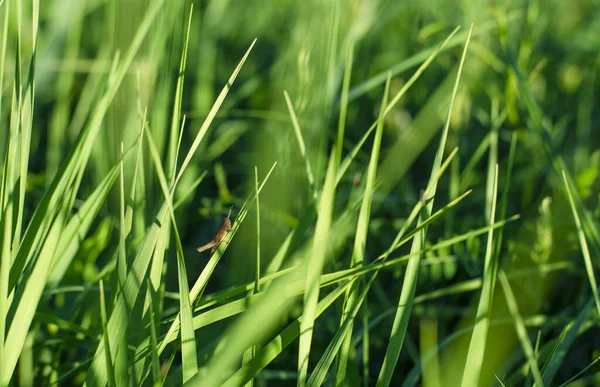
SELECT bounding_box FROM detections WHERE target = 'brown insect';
[196,207,233,256]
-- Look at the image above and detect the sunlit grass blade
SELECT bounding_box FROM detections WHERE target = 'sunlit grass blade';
[167,5,193,181]
[174,38,257,188]
[284,91,317,200]
[0,115,17,386]
[297,150,338,386]
[334,41,354,168]
[376,24,472,387]
[145,282,161,387]
[98,280,116,387]
[498,271,543,387]
[336,71,390,384]
[244,168,263,387]
[146,127,198,381]
[460,162,499,387]
[562,170,600,317]
[13,0,37,251]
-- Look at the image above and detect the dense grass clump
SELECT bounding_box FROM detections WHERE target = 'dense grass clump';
[1,0,599,386]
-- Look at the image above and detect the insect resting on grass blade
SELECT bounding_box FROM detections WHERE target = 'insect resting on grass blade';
[196,207,233,256]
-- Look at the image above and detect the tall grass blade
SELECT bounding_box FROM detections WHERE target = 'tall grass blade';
[297,150,338,386]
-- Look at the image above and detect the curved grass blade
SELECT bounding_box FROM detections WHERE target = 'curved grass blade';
[562,171,600,317]
[284,91,317,200]
[498,271,543,387]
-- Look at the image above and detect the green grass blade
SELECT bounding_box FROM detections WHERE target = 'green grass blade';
[145,282,161,387]
[167,5,193,181]
[174,38,257,188]
[460,164,499,387]
[284,90,318,200]
[98,280,116,387]
[297,151,338,386]
[498,271,543,387]
[2,206,66,384]
[254,167,261,293]
[562,170,600,316]
[334,41,354,168]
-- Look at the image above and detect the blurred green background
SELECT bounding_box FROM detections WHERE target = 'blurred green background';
[2,0,600,385]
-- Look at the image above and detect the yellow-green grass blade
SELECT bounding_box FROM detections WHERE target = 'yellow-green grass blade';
[117,143,127,286]
[498,271,543,387]
[0,0,9,117]
[336,72,391,385]
[562,170,600,317]
[13,0,37,253]
[460,163,499,387]
[0,96,19,384]
[98,280,116,387]
[297,151,338,386]
[146,127,198,382]
[167,5,193,182]
[145,282,161,387]
[377,24,473,387]
[309,261,389,387]
[254,167,261,293]
[284,90,318,200]
[334,41,354,169]
[173,38,257,189]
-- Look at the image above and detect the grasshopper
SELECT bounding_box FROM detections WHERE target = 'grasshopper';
[196,207,233,256]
